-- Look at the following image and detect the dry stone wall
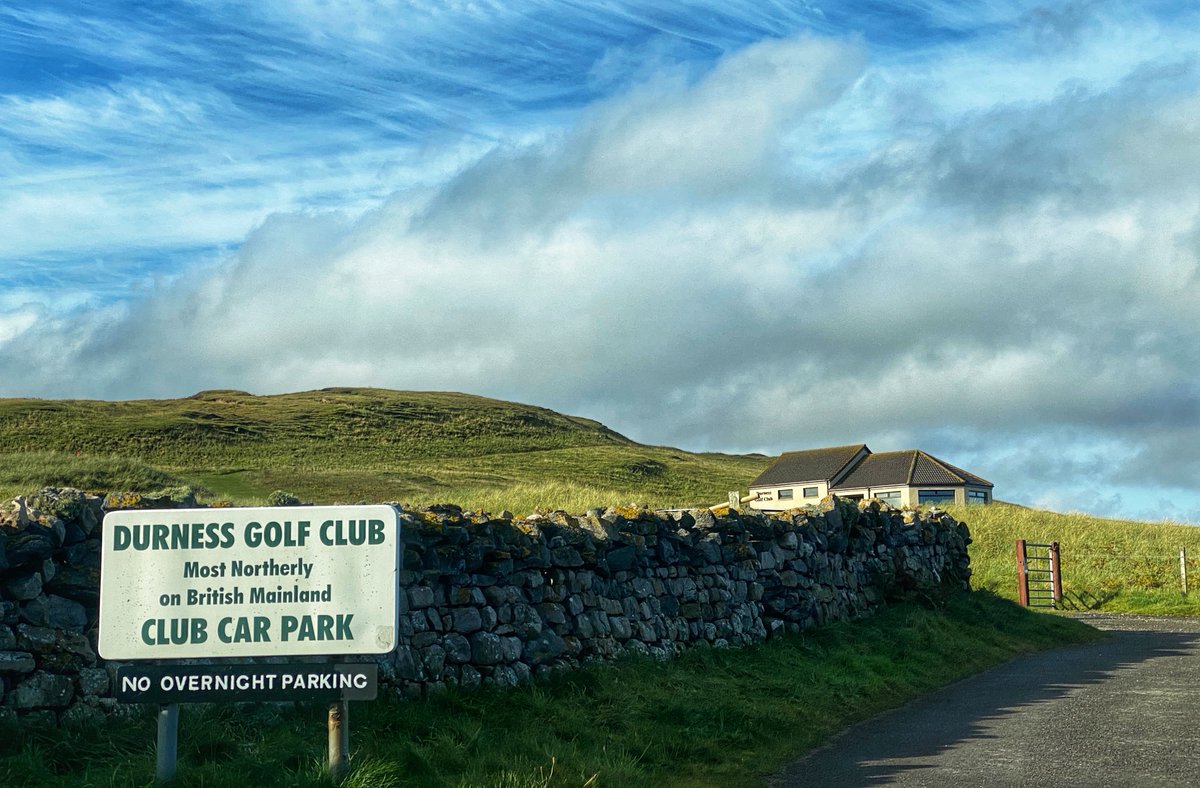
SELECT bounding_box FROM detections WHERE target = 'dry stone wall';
[0,489,971,721]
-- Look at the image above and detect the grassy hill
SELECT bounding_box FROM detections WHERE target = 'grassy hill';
[0,388,768,511]
[5,387,1196,614]
[947,502,1200,615]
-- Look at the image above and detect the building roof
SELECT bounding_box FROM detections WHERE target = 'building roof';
[833,450,992,490]
[749,444,867,488]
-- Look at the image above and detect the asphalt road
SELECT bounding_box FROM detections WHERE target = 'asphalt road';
[770,614,1200,787]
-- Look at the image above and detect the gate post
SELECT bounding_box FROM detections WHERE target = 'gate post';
[1049,542,1062,608]
[1182,548,1188,597]
[1016,539,1029,607]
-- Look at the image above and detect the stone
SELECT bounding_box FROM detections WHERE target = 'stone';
[394,647,420,681]
[443,633,472,663]
[408,586,436,609]
[551,546,584,567]
[11,671,74,709]
[4,571,42,602]
[0,651,36,673]
[448,586,485,606]
[16,624,57,653]
[423,645,446,677]
[522,628,566,665]
[492,665,520,688]
[510,604,543,638]
[44,564,101,607]
[501,636,523,662]
[451,607,484,634]
[605,546,638,572]
[61,703,106,727]
[45,596,88,630]
[459,665,481,689]
[539,603,567,625]
[78,667,109,696]
[470,632,504,665]
[18,597,49,626]
[609,617,633,640]
[4,524,57,566]
[412,631,438,648]
[59,632,96,662]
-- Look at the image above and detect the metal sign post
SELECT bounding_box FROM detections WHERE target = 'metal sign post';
[99,505,401,783]
[157,703,179,784]
[328,700,350,782]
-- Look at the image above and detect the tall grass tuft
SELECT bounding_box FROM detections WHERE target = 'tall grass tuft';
[948,502,1200,614]
[0,451,192,500]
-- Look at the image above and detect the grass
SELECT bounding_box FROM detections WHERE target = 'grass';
[0,389,768,509]
[0,389,1130,783]
[5,388,1197,612]
[0,451,195,497]
[947,502,1200,615]
[0,592,1098,787]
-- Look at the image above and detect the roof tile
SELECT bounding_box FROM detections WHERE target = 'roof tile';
[749,444,867,488]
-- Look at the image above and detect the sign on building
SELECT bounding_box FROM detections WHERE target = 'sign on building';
[98,505,401,660]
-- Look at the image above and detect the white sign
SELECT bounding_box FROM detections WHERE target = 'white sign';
[98,505,400,660]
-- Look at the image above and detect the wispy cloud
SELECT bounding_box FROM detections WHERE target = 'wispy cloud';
[2,1,1198,521]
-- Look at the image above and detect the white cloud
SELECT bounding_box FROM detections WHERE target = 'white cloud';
[3,3,1200,522]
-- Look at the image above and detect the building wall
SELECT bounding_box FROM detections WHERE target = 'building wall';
[0,489,972,722]
[748,480,828,510]
[754,484,993,511]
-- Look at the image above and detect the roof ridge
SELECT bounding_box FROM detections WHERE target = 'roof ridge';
[919,450,965,483]
[936,457,993,487]
[906,450,919,485]
[776,442,864,458]
[830,445,870,485]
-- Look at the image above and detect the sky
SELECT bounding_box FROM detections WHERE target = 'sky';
[2,1,1199,523]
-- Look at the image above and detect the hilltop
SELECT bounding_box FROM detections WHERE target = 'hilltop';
[0,388,768,511]
[0,388,633,462]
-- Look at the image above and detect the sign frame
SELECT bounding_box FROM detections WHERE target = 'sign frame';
[98,504,401,661]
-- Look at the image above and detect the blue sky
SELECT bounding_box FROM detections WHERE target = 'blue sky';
[3,1,1200,522]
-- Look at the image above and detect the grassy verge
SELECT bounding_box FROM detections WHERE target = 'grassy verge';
[0,592,1098,787]
[948,503,1200,615]
[2,446,764,513]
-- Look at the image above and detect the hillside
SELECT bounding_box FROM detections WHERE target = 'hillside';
[0,388,768,510]
[946,502,1200,615]
[0,388,632,462]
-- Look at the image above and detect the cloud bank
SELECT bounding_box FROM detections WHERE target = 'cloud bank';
[2,2,1199,521]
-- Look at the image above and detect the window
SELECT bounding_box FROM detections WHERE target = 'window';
[967,490,989,505]
[778,488,794,500]
[918,489,956,504]
[802,486,819,498]
[876,491,902,506]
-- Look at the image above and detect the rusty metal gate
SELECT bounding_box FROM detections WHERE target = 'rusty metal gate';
[1016,540,1062,608]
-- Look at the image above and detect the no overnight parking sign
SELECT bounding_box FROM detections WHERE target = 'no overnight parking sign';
[98,505,401,660]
